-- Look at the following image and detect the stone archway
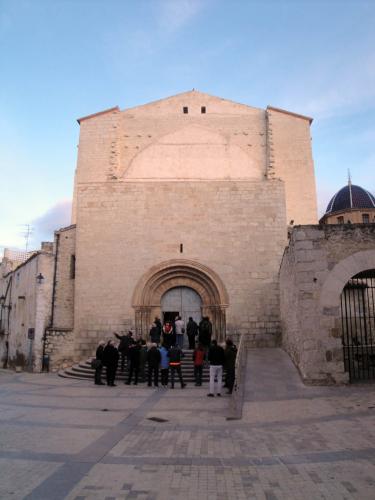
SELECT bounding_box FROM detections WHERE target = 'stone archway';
[132,259,229,340]
[319,249,375,383]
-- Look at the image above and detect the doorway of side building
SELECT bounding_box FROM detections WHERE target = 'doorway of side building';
[161,286,202,327]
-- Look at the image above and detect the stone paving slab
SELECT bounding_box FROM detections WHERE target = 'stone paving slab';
[0,423,107,454]
[12,408,126,428]
[0,458,61,499]
[64,461,375,500]
[1,348,375,499]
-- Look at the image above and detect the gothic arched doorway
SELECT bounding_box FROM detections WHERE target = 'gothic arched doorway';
[132,259,229,341]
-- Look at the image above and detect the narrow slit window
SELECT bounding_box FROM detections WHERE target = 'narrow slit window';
[70,255,76,279]
[201,106,206,114]
[180,243,183,253]
[183,106,188,114]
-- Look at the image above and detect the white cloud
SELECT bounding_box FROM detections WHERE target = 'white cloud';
[279,49,375,120]
[30,199,72,248]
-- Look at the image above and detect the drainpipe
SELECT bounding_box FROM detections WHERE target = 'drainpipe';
[42,232,59,371]
[2,276,12,368]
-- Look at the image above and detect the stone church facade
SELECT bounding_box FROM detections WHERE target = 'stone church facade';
[13,90,375,383]
[59,90,317,364]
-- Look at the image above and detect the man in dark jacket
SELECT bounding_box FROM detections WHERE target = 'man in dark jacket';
[149,323,161,345]
[198,316,212,349]
[224,339,237,394]
[114,331,134,371]
[103,340,119,387]
[139,339,148,382]
[126,341,141,385]
[169,344,186,389]
[147,343,161,387]
[207,340,225,397]
[154,317,162,337]
[187,317,199,349]
[94,340,105,385]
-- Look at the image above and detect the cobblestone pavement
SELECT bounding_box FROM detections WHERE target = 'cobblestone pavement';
[0,349,374,499]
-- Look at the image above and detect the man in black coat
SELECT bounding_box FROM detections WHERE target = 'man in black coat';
[149,323,161,345]
[147,343,161,387]
[198,316,212,349]
[187,317,199,349]
[94,340,105,385]
[103,340,119,387]
[224,339,237,394]
[114,331,134,371]
[169,344,186,389]
[154,317,162,337]
[207,339,225,397]
[126,341,141,385]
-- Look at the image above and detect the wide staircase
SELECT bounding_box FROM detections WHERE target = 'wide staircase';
[58,349,210,384]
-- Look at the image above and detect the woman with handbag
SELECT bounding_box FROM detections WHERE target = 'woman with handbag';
[94,340,105,385]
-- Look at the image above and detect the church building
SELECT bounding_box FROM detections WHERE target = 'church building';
[57,90,317,366]
[3,90,374,385]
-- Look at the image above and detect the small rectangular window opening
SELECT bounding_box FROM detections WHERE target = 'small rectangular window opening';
[201,106,206,114]
[180,243,183,253]
[183,106,188,114]
[362,213,370,223]
[70,255,76,279]
[337,216,344,224]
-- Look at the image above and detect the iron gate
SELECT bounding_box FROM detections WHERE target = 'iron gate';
[341,270,375,382]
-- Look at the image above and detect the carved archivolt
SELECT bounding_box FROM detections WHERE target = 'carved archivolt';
[132,259,229,308]
[132,259,229,340]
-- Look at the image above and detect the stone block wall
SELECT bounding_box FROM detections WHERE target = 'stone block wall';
[73,91,317,228]
[280,224,375,384]
[73,179,287,360]
[44,328,75,372]
[53,225,76,329]
[267,107,318,225]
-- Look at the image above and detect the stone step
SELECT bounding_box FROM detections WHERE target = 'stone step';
[58,351,211,383]
[63,365,209,380]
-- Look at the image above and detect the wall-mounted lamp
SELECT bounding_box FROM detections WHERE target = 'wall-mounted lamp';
[36,273,44,284]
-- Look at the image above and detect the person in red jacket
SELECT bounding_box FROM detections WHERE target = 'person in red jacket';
[193,343,205,386]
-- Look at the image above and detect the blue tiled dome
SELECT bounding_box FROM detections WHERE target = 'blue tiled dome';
[326,184,375,214]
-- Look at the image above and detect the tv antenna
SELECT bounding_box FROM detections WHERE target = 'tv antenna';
[19,224,34,253]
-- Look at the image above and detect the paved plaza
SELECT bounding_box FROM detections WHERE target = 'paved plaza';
[0,348,374,500]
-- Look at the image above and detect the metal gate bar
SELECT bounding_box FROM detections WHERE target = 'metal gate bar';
[340,271,375,382]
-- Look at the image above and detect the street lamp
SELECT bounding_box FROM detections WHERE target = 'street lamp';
[36,273,44,284]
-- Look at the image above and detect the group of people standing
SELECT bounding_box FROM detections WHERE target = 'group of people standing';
[93,315,237,396]
[149,315,212,350]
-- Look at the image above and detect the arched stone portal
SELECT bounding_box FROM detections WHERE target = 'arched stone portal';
[319,249,375,383]
[132,259,229,341]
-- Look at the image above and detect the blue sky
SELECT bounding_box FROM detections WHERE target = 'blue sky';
[1,0,375,251]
